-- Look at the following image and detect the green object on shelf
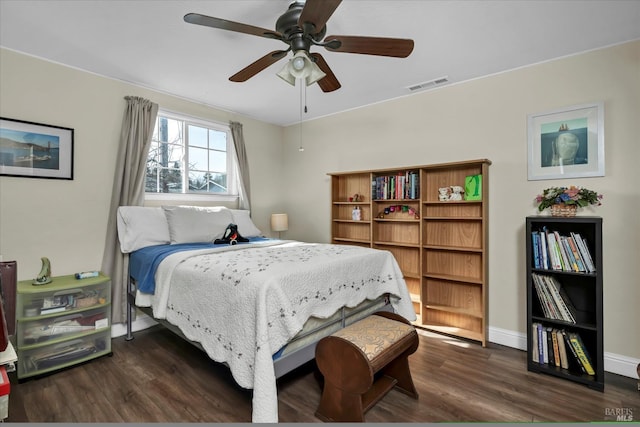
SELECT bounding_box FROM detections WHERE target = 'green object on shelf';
[464,174,482,201]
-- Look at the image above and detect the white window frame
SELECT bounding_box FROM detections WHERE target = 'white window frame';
[145,110,239,203]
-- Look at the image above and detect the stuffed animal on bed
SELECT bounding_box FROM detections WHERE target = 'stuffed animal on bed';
[214,223,249,245]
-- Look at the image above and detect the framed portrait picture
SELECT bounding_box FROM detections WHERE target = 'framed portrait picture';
[527,102,604,181]
[0,117,74,180]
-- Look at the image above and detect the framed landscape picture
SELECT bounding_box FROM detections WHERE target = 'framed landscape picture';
[0,117,74,180]
[527,102,604,181]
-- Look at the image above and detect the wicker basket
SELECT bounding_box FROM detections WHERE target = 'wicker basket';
[550,203,577,217]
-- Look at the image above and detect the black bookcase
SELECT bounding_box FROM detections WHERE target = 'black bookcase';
[525,216,603,391]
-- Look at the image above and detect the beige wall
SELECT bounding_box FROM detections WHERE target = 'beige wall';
[0,48,284,281]
[281,41,640,373]
[1,41,638,376]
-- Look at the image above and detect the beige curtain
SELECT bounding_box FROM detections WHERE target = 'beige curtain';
[230,121,251,211]
[102,96,158,324]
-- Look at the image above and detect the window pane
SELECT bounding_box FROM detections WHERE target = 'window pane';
[171,143,184,162]
[147,140,160,163]
[188,125,208,148]
[188,146,208,171]
[209,150,227,173]
[209,172,228,193]
[189,171,227,193]
[166,118,182,144]
[209,129,227,151]
[146,166,184,193]
[145,166,160,192]
[159,167,184,193]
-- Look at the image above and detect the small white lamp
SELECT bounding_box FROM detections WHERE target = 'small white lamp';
[270,213,289,239]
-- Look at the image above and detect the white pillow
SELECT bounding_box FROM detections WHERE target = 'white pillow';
[230,209,263,237]
[117,206,171,253]
[163,205,234,244]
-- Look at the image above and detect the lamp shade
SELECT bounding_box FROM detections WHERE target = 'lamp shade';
[276,51,326,87]
[270,213,289,232]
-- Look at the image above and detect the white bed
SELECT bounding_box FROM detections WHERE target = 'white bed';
[117,205,416,422]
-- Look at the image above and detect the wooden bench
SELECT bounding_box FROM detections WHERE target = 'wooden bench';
[314,311,419,422]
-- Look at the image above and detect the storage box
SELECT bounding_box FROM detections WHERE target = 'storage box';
[0,365,10,419]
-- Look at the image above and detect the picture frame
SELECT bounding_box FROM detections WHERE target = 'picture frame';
[0,117,74,180]
[527,102,604,181]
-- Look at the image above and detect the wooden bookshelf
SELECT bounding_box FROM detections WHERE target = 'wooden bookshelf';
[328,159,490,346]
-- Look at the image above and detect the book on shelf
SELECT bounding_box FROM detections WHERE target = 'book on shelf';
[581,237,596,272]
[560,236,579,271]
[532,323,540,363]
[536,323,545,364]
[537,274,562,320]
[531,232,541,269]
[545,232,563,270]
[533,228,596,273]
[540,274,577,323]
[572,233,596,273]
[555,329,569,369]
[548,327,559,367]
[553,231,572,272]
[568,332,596,375]
[559,236,579,272]
[549,276,579,323]
[561,330,586,374]
[532,273,577,323]
[541,327,549,364]
[532,275,554,319]
[531,327,593,374]
[372,171,419,200]
[539,228,549,269]
[566,235,586,272]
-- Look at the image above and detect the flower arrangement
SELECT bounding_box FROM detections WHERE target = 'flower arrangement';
[535,186,603,212]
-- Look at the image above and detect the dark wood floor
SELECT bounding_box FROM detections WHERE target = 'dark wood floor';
[6,325,639,423]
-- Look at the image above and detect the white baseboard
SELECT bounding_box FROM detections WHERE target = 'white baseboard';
[489,326,639,379]
[604,351,640,379]
[489,325,527,350]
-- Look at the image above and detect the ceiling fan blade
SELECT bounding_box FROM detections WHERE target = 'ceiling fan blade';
[310,53,341,92]
[229,50,289,82]
[324,35,414,58]
[184,13,282,40]
[298,0,342,33]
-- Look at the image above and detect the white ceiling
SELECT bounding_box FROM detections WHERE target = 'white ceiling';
[1,0,639,126]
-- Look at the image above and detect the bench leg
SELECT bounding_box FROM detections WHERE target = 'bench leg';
[316,384,365,422]
[384,355,418,398]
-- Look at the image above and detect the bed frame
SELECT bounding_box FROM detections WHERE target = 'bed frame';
[124,274,392,379]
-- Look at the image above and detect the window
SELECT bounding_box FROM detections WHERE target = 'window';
[145,111,238,200]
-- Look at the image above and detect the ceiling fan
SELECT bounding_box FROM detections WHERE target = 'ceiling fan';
[184,0,414,92]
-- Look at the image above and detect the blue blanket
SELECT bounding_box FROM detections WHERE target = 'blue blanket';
[130,238,270,294]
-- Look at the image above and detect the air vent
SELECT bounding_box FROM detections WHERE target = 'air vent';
[407,76,449,92]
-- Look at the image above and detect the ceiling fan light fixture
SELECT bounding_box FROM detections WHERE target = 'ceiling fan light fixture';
[292,55,306,71]
[276,66,297,85]
[277,50,326,87]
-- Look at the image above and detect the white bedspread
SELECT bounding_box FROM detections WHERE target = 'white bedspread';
[148,240,415,423]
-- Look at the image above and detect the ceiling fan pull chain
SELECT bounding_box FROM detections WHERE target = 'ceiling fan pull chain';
[299,81,305,152]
